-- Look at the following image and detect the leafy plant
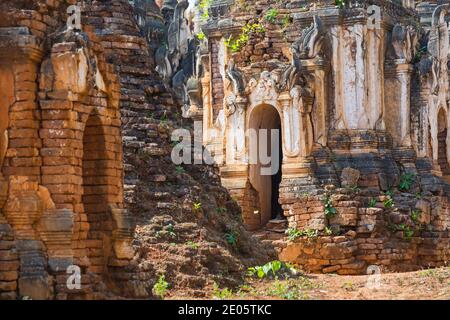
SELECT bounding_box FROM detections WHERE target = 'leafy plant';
[196,31,206,41]
[399,173,416,191]
[212,283,233,300]
[411,209,422,224]
[392,223,415,240]
[175,166,185,174]
[267,280,298,300]
[281,15,292,29]
[153,275,169,299]
[264,8,279,23]
[335,0,345,9]
[224,231,239,246]
[323,195,337,218]
[303,228,319,239]
[404,227,414,240]
[324,227,333,236]
[197,0,212,22]
[225,22,265,53]
[156,223,177,239]
[368,198,377,208]
[193,202,202,211]
[247,261,297,280]
[286,227,303,241]
[185,241,199,249]
[383,197,394,209]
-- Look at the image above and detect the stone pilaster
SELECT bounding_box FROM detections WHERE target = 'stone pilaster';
[385,60,414,148]
[301,58,328,147]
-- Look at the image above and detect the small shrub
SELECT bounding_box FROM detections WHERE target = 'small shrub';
[156,223,177,239]
[212,283,233,300]
[304,228,319,239]
[399,173,416,191]
[247,261,297,280]
[193,202,202,211]
[198,0,212,21]
[224,231,238,246]
[153,275,169,299]
[196,31,206,41]
[281,15,292,29]
[411,210,422,224]
[286,227,303,241]
[286,227,319,240]
[225,22,265,53]
[264,8,279,23]
[175,166,185,174]
[185,241,199,249]
[324,227,333,236]
[335,0,345,9]
[383,197,394,209]
[368,198,377,208]
[323,195,337,218]
[393,223,415,240]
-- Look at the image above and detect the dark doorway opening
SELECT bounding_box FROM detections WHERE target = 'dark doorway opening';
[271,121,284,220]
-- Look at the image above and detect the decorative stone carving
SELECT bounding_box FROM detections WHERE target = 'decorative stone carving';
[293,16,325,60]
[248,71,279,107]
[278,50,301,92]
[167,0,190,69]
[186,76,203,114]
[388,24,418,63]
[226,59,246,97]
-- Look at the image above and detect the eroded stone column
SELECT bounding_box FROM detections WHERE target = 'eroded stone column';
[301,59,327,147]
[385,60,414,147]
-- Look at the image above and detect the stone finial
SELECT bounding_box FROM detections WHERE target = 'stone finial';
[340,167,360,187]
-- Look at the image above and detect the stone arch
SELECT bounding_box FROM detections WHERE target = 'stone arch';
[81,111,113,277]
[247,104,284,228]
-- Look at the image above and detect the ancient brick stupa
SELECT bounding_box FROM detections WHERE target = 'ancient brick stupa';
[186,0,450,273]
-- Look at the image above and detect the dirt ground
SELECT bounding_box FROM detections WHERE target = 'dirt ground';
[168,267,449,300]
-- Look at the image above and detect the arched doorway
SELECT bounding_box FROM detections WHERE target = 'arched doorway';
[437,108,450,178]
[82,113,112,278]
[248,104,284,228]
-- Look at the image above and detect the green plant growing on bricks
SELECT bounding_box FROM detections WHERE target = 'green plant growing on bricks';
[225,22,265,53]
[212,283,233,300]
[153,275,169,299]
[399,173,416,191]
[193,202,202,211]
[368,197,377,208]
[197,0,212,22]
[323,194,337,218]
[264,8,279,23]
[224,230,239,246]
[335,0,345,8]
[247,260,297,279]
